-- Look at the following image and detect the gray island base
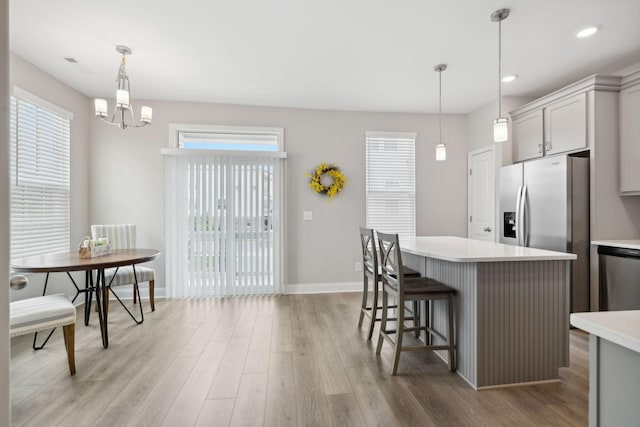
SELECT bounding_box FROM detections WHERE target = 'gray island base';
[400,236,576,389]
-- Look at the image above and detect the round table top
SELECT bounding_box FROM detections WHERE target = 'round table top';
[10,249,160,273]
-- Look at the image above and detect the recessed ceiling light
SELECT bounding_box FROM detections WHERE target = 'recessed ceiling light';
[501,74,518,83]
[576,26,600,39]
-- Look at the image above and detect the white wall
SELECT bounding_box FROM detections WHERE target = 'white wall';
[89,100,468,291]
[1,0,10,422]
[8,54,91,301]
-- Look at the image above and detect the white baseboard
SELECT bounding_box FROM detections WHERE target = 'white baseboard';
[88,283,361,300]
[87,286,166,302]
[285,281,361,295]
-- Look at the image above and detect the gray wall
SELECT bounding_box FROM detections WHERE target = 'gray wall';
[8,54,91,301]
[1,0,10,422]
[89,100,468,290]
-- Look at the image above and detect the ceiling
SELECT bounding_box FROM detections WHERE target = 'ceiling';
[9,0,640,114]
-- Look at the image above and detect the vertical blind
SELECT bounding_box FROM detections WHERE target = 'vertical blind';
[365,131,416,240]
[165,152,284,297]
[10,95,71,260]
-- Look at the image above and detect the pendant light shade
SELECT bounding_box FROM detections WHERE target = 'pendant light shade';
[493,117,508,142]
[435,143,447,161]
[434,63,447,161]
[491,9,510,143]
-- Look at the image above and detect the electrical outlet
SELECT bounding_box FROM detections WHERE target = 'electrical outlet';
[355,262,363,272]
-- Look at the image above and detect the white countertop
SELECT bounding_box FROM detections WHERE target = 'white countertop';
[400,236,577,262]
[592,240,640,250]
[570,311,640,354]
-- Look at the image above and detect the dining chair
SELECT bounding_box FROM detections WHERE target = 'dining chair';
[10,276,77,375]
[358,227,421,340]
[375,231,457,375]
[91,224,156,311]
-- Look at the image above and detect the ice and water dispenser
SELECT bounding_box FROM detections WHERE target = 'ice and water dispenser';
[503,212,516,239]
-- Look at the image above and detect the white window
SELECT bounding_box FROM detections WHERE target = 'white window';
[365,131,416,240]
[164,125,286,297]
[10,90,72,260]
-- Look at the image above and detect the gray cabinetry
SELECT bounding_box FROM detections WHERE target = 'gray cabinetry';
[511,92,586,162]
[543,93,587,155]
[512,110,543,162]
[619,71,640,195]
[510,75,620,163]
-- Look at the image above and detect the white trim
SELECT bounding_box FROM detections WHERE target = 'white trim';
[365,130,417,140]
[284,281,361,295]
[169,123,285,150]
[161,148,287,158]
[12,86,74,120]
[106,283,358,298]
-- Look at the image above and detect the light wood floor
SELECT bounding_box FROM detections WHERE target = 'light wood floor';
[10,292,589,426]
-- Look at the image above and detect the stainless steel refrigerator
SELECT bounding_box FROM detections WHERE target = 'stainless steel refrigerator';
[499,154,590,313]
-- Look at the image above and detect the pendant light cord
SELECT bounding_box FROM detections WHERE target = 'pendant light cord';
[439,68,442,144]
[498,18,502,118]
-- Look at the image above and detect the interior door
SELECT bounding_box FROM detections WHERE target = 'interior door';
[468,146,495,242]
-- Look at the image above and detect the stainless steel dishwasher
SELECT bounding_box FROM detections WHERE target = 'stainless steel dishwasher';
[598,245,640,310]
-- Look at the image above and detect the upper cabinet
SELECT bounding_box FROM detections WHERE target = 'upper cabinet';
[543,93,587,155]
[620,71,640,195]
[510,75,619,163]
[512,110,543,162]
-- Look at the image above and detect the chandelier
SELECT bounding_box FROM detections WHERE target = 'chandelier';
[94,45,152,129]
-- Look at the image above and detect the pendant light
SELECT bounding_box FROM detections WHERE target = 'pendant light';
[491,8,510,143]
[434,63,447,161]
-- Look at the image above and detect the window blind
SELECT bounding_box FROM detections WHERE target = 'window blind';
[365,131,416,240]
[10,95,71,260]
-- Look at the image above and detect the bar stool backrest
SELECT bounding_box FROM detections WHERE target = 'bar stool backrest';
[376,231,404,294]
[359,227,379,283]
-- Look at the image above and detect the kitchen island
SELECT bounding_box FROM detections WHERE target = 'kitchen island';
[400,236,576,389]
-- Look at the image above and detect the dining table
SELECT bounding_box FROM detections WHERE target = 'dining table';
[11,248,160,349]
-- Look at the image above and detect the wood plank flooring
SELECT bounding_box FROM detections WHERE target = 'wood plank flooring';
[10,292,589,426]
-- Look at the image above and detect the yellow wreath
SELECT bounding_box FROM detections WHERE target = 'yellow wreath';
[306,163,347,200]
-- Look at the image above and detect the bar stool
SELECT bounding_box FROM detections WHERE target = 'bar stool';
[375,231,456,375]
[357,227,420,340]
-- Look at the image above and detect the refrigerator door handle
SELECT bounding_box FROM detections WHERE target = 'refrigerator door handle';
[515,184,523,246]
[521,185,529,247]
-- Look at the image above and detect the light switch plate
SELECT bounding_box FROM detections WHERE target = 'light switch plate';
[303,211,313,221]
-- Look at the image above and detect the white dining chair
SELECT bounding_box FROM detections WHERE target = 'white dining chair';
[91,224,156,311]
[10,276,77,375]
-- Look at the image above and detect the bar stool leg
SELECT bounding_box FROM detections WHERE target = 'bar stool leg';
[392,297,405,376]
[367,277,379,340]
[376,289,388,355]
[413,300,420,338]
[358,274,368,328]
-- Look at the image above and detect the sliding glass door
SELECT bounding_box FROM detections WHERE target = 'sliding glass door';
[164,126,285,297]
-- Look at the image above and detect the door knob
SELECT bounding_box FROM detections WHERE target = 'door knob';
[483,227,492,232]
